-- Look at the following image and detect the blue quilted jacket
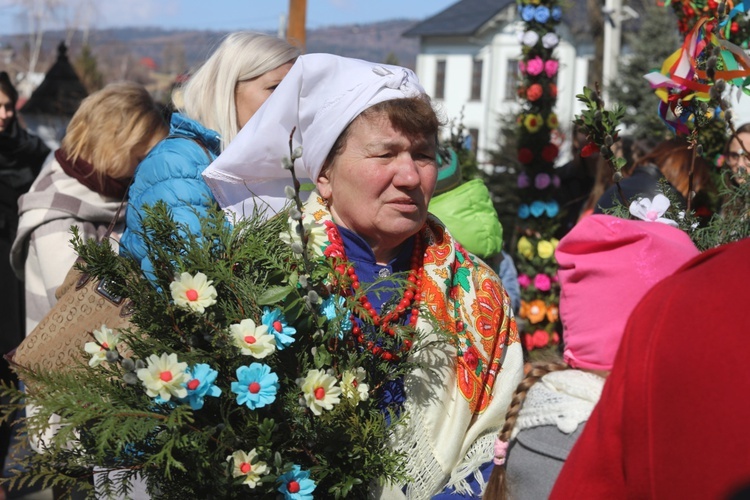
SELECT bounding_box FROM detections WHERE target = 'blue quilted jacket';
[120,113,222,276]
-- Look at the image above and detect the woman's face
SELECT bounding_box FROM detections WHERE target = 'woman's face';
[0,89,15,133]
[726,131,750,183]
[235,61,294,129]
[316,112,438,262]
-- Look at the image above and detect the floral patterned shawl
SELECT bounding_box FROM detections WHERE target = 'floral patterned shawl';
[298,193,524,498]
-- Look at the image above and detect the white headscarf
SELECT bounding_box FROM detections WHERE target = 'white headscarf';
[202,53,426,218]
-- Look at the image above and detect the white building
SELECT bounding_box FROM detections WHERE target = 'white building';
[404,0,595,166]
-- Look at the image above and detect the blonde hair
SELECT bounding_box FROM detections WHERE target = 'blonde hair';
[175,31,299,150]
[60,82,167,179]
[484,360,570,500]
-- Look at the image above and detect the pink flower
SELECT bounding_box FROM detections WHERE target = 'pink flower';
[517,274,532,288]
[526,56,544,76]
[544,59,559,78]
[532,330,549,348]
[517,172,531,189]
[523,334,535,351]
[518,60,526,74]
[535,173,551,190]
[551,332,560,344]
[534,273,551,292]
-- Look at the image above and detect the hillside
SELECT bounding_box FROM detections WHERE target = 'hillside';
[0,19,421,87]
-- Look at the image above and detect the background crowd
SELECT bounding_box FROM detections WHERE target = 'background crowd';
[0,23,748,500]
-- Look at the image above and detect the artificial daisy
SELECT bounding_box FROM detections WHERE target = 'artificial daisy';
[227,449,268,489]
[630,194,678,227]
[231,363,279,410]
[341,367,369,402]
[280,213,327,259]
[296,369,341,416]
[181,363,222,410]
[319,296,352,337]
[137,353,190,401]
[277,465,316,500]
[261,307,296,349]
[169,272,217,313]
[230,319,276,359]
[83,324,120,367]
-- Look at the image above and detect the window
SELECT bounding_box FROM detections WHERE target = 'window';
[468,128,479,154]
[435,59,446,99]
[471,59,483,101]
[505,59,519,100]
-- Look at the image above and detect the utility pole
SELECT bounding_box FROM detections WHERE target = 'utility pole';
[287,0,307,51]
[602,0,622,104]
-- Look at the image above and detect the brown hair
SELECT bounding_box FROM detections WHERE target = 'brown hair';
[320,96,440,176]
[60,82,168,180]
[724,123,750,156]
[631,137,713,198]
[0,71,18,107]
[484,360,569,500]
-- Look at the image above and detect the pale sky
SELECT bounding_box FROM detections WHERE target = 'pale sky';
[0,0,459,35]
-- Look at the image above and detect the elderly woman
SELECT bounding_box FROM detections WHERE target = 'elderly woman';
[204,54,523,499]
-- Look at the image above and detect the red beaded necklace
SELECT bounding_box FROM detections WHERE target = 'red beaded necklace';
[324,223,424,362]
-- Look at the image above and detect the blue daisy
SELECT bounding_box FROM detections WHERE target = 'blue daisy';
[181,363,222,410]
[261,307,297,349]
[530,200,546,218]
[534,6,550,24]
[277,465,316,500]
[231,363,279,410]
[319,296,352,337]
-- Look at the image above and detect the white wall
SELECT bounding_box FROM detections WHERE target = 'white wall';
[413,19,587,167]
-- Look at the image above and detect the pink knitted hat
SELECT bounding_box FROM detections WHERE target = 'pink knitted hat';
[555,215,699,370]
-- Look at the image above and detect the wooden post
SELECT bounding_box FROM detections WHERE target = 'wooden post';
[287,0,307,51]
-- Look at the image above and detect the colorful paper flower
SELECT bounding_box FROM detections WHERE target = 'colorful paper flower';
[519,300,530,319]
[523,113,543,133]
[84,324,120,367]
[297,369,341,416]
[527,300,547,324]
[523,333,535,351]
[518,148,534,164]
[552,175,561,188]
[137,353,190,401]
[230,319,276,359]
[277,465,316,500]
[530,201,546,217]
[231,363,279,410]
[261,307,296,349]
[517,274,531,288]
[551,5,562,20]
[542,32,559,49]
[518,60,527,74]
[546,113,559,129]
[581,142,599,158]
[319,296,352,336]
[545,200,560,218]
[526,56,544,76]
[549,83,558,98]
[546,305,559,323]
[521,4,536,21]
[170,272,217,314]
[227,449,268,489]
[534,6,550,23]
[517,237,534,259]
[517,172,531,188]
[541,144,559,163]
[537,240,555,259]
[629,194,678,227]
[526,83,543,101]
[535,173,551,189]
[532,329,549,348]
[280,213,327,259]
[341,367,369,401]
[181,363,221,411]
[534,273,551,292]
[522,30,540,47]
[518,204,530,219]
[544,59,559,78]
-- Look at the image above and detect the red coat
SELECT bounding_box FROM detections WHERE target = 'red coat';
[550,237,750,499]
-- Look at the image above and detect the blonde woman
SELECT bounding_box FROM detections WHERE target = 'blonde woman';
[11,81,168,335]
[120,32,299,277]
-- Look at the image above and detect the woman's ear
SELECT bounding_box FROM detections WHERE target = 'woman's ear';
[316,169,333,199]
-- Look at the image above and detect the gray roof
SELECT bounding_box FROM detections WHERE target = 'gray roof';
[20,42,88,116]
[403,0,514,37]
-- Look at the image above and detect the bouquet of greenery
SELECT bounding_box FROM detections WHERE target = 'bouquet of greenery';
[2,181,428,498]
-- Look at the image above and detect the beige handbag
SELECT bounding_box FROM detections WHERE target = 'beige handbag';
[11,201,133,377]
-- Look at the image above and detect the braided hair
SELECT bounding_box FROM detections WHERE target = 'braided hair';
[483,360,569,499]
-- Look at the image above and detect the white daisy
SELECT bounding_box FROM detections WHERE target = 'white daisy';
[84,324,120,367]
[136,353,190,401]
[169,272,218,313]
[341,367,369,402]
[229,319,276,359]
[296,369,341,416]
[226,449,268,488]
